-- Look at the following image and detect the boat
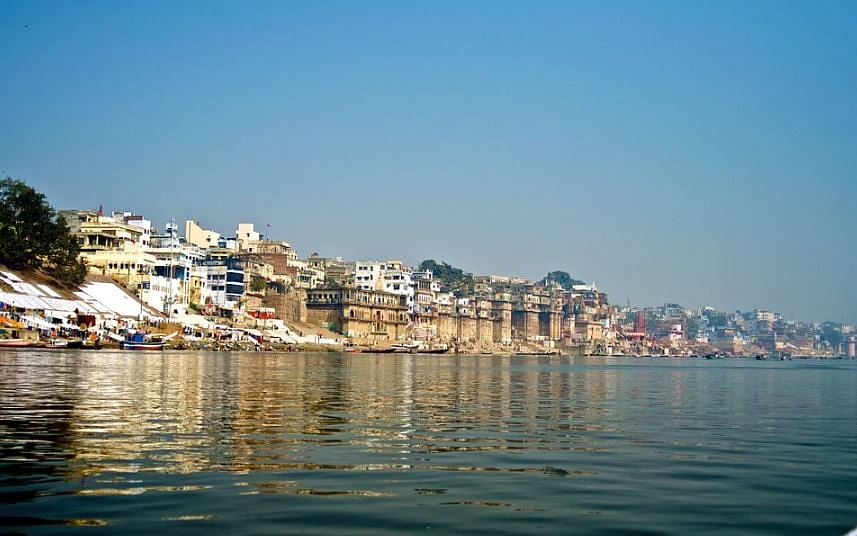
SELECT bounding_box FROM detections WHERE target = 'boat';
[68,340,103,350]
[0,338,36,348]
[415,344,450,354]
[120,331,165,351]
[755,354,767,360]
[390,341,420,352]
[362,346,396,353]
[31,339,69,349]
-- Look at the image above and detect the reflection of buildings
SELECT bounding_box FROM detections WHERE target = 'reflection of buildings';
[1,353,639,482]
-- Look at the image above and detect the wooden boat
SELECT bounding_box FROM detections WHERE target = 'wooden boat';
[120,339,165,350]
[415,345,450,355]
[120,331,165,351]
[390,342,420,352]
[65,340,103,350]
[125,341,164,350]
[0,338,36,348]
[31,339,68,349]
[362,346,396,353]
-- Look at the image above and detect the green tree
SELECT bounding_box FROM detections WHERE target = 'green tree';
[685,317,701,339]
[418,259,474,294]
[538,270,585,290]
[0,177,87,285]
[703,309,728,328]
[820,322,843,348]
[249,277,267,293]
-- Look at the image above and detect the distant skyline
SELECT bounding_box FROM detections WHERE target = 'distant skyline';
[2,1,855,323]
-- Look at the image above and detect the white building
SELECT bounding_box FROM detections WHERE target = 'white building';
[355,261,384,291]
[112,211,152,248]
[142,221,206,315]
[236,223,261,251]
[289,258,325,289]
[381,268,414,312]
[755,309,777,323]
[354,260,416,312]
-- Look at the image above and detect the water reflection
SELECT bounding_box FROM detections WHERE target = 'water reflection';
[1,351,856,535]
[0,353,621,481]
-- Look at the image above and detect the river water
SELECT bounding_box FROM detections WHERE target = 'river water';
[1,351,855,535]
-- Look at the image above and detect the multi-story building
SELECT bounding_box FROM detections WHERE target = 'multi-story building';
[306,287,409,340]
[380,262,414,312]
[184,220,221,250]
[59,209,156,290]
[112,211,152,248]
[354,260,415,311]
[235,223,261,251]
[204,250,245,310]
[143,221,206,315]
[355,261,384,291]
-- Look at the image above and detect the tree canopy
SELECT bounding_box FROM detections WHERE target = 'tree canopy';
[538,270,585,290]
[0,177,87,286]
[418,259,473,295]
[820,322,844,348]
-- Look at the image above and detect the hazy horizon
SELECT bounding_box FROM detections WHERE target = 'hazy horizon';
[2,1,855,324]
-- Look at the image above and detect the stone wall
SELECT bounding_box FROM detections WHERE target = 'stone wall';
[512,310,540,340]
[262,288,307,323]
[492,302,512,343]
[457,315,478,342]
[305,305,341,331]
[476,317,494,345]
[437,312,456,341]
[537,311,562,340]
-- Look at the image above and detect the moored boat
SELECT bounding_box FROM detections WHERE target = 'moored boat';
[415,344,450,354]
[0,338,36,348]
[390,342,420,352]
[120,339,166,350]
[362,346,396,353]
[120,331,165,351]
[33,339,69,349]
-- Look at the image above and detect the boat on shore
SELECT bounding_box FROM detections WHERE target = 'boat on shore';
[362,346,397,354]
[120,331,165,351]
[390,341,450,354]
[31,339,68,349]
[414,344,450,354]
[0,338,36,348]
[390,342,420,352]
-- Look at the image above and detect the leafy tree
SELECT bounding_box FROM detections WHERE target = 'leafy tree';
[538,270,584,290]
[702,309,728,328]
[820,322,843,348]
[418,259,474,294]
[249,277,268,293]
[685,317,701,339]
[0,177,87,286]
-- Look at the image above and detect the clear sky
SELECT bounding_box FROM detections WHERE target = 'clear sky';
[2,1,855,323]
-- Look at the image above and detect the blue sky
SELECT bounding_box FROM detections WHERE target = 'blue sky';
[2,1,856,323]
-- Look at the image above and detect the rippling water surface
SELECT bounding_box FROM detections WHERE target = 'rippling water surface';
[1,351,856,534]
